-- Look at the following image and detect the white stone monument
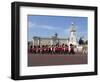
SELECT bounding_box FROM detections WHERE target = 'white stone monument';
[69,22,77,46]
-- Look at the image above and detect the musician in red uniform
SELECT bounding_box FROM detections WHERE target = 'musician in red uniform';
[55,45,59,54]
[49,45,52,54]
[61,44,65,54]
[29,45,33,53]
[39,46,42,54]
[53,45,56,54]
[59,45,63,54]
[64,45,69,54]
[46,45,49,54]
[32,46,36,54]
[69,44,75,54]
[41,45,44,54]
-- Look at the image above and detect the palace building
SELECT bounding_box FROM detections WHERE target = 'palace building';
[29,22,78,46]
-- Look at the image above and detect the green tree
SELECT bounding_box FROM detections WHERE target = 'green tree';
[79,37,84,45]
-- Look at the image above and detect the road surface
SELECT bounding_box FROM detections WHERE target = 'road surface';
[28,54,87,66]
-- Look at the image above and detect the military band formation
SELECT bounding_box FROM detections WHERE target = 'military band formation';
[28,43,87,55]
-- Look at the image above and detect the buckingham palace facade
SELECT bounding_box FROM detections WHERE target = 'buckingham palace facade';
[32,33,69,46]
[29,22,78,47]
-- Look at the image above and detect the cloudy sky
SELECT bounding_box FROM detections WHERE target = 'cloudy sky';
[28,15,88,41]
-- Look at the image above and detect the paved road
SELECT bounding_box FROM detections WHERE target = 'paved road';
[28,54,87,66]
